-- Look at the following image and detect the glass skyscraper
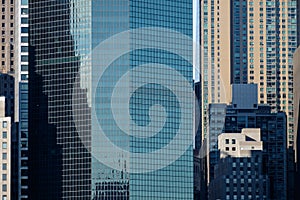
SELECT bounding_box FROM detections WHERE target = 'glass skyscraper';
[28,0,194,199]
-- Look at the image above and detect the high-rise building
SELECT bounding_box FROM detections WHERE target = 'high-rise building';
[194,81,202,151]
[0,0,16,75]
[28,0,194,199]
[209,128,269,200]
[0,0,29,199]
[0,97,11,200]
[16,0,29,198]
[206,84,287,200]
[200,0,298,148]
[293,46,300,199]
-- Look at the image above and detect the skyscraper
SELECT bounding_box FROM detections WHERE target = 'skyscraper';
[209,129,269,200]
[0,97,11,200]
[200,0,298,148]
[293,46,300,199]
[28,0,194,199]
[0,0,29,199]
[206,84,287,200]
[0,0,16,75]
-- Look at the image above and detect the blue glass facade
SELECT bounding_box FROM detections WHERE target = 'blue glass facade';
[231,0,248,84]
[29,0,193,199]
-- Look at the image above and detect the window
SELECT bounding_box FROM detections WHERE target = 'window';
[21,18,28,24]
[2,153,7,160]
[225,139,229,144]
[21,27,28,33]
[232,139,236,144]
[2,163,7,170]
[2,174,6,181]
[2,142,7,149]
[2,132,7,139]
[2,184,6,192]
[21,56,28,62]
[21,46,28,52]
[2,121,7,128]
[21,37,28,43]
[21,8,28,15]
[21,65,28,71]
[2,195,7,200]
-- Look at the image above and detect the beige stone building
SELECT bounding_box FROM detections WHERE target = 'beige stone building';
[0,0,15,74]
[218,128,263,158]
[201,0,298,147]
[0,97,10,200]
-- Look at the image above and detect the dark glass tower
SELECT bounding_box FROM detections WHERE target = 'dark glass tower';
[29,0,194,199]
[230,0,248,84]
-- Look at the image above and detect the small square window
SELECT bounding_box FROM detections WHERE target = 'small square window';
[2,163,7,170]
[2,174,6,181]
[2,184,6,192]
[2,121,7,128]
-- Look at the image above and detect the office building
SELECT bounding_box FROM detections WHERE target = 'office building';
[209,129,269,200]
[0,74,14,120]
[0,97,11,200]
[28,0,193,199]
[0,0,29,199]
[194,81,202,151]
[16,0,29,198]
[293,46,300,199]
[200,0,298,149]
[0,0,16,74]
[206,84,287,200]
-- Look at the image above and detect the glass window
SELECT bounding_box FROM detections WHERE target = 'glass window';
[21,8,28,15]
[21,27,28,33]
[2,121,7,128]
[21,0,28,5]
[2,142,7,149]
[21,46,28,52]
[21,18,28,24]
[21,37,28,43]
[2,174,6,181]
[2,163,7,170]
[2,185,6,192]
[2,153,7,160]
[21,65,28,71]
[21,56,28,62]
[2,132,7,138]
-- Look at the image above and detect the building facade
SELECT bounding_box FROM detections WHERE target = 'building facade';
[28,0,194,199]
[16,0,29,198]
[206,84,287,200]
[209,128,269,200]
[200,0,298,149]
[293,46,300,199]
[0,97,11,200]
[0,0,16,75]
